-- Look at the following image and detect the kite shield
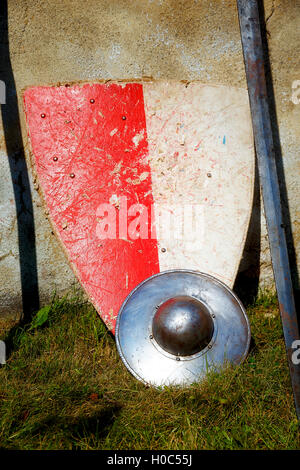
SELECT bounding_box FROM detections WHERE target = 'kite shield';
[23,80,254,333]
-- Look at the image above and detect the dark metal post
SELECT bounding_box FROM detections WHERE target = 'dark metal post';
[236,0,300,420]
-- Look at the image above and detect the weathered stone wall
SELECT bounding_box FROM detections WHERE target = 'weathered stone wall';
[0,0,299,318]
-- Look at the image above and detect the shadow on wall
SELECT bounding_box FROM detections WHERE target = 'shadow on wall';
[0,1,39,321]
[234,160,261,306]
[0,0,298,321]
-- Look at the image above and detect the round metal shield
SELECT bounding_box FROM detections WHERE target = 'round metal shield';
[115,270,251,387]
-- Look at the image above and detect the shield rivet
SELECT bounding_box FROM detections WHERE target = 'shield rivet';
[69,173,75,178]
[41,113,46,118]
[161,247,166,253]
[207,172,212,178]
[90,99,95,104]
[53,156,58,162]
[122,116,126,120]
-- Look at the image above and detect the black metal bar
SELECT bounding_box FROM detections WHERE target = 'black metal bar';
[237,0,300,420]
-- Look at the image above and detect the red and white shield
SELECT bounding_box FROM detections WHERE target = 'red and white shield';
[23,81,254,332]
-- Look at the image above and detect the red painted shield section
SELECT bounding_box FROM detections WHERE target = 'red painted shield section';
[24,83,159,331]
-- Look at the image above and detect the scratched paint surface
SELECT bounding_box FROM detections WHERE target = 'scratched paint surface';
[143,82,255,287]
[23,81,254,332]
[24,83,159,331]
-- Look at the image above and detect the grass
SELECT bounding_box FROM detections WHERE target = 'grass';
[0,291,299,450]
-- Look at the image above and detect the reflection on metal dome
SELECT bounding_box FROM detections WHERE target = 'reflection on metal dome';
[152,296,214,356]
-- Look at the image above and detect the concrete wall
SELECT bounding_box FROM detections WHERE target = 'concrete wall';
[0,0,299,318]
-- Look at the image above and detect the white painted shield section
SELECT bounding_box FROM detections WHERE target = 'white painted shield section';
[143,82,254,288]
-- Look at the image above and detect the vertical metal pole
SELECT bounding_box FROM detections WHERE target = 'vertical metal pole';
[237,0,300,420]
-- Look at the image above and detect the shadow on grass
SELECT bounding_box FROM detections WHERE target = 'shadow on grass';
[2,295,113,363]
[31,404,122,444]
